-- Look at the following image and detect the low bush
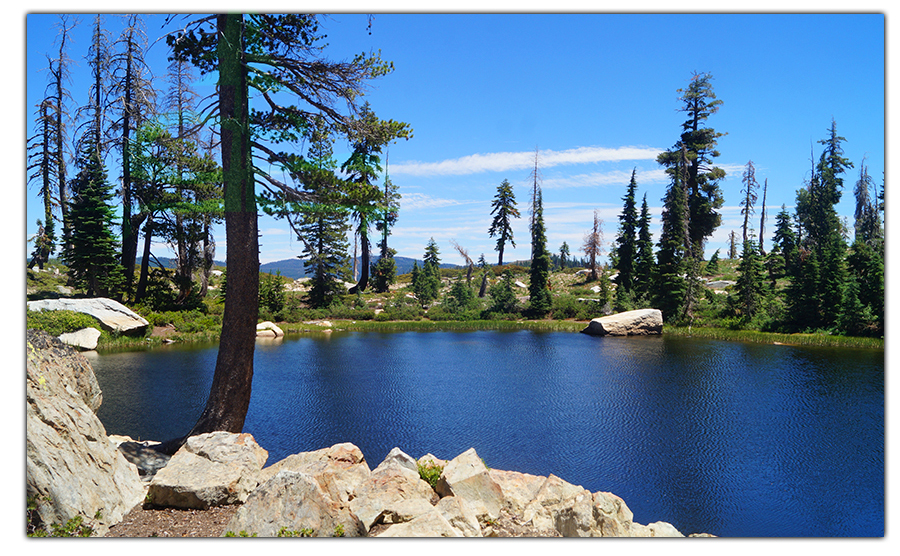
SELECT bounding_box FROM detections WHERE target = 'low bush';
[26,310,100,337]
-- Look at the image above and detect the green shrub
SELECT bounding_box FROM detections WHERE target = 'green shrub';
[26,310,100,337]
[417,462,444,490]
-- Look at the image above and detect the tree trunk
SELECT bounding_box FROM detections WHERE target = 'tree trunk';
[135,216,153,302]
[161,14,256,453]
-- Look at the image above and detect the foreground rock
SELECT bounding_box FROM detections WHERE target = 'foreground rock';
[26,330,145,536]
[27,297,149,335]
[226,471,366,537]
[582,308,663,336]
[148,432,268,509]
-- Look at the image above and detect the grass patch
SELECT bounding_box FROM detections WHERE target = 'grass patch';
[664,326,884,350]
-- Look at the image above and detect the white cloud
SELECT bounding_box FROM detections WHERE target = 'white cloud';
[391,145,663,177]
[400,192,483,211]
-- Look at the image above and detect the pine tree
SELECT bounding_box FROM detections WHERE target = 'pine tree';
[653,155,689,323]
[559,242,570,270]
[735,234,766,321]
[412,238,442,305]
[289,116,350,308]
[110,14,157,296]
[705,249,720,275]
[489,179,520,265]
[527,189,552,317]
[613,168,639,293]
[64,145,124,297]
[657,72,726,260]
[633,193,655,302]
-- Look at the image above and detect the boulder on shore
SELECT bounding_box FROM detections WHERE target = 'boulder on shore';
[26,330,145,536]
[581,308,663,336]
[27,297,149,335]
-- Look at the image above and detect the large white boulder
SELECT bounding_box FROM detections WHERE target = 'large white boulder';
[26,330,145,536]
[28,297,149,335]
[581,308,663,336]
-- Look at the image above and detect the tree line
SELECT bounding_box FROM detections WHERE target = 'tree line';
[604,74,884,338]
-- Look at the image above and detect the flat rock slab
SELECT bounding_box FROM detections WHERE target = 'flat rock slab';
[28,297,149,335]
[581,308,663,336]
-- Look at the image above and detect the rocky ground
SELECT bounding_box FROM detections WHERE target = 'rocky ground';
[106,504,239,537]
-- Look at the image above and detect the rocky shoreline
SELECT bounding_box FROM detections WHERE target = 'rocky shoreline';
[26,329,710,538]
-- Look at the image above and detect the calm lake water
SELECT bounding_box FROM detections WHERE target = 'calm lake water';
[85,330,884,537]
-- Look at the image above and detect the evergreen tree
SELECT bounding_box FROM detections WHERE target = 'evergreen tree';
[558,241,570,270]
[657,72,726,260]
[487,269,519,314]
[489,179,520,265]
[527,189,552,317]
[613,168,639,293]
[64,144,125,297]
[164,13,404,446]
[772,205,798,277]
[735,234,766,321]
[705,249,720,275]
[294,117,350,308]
[728,230,738,260]
[412,238,442,305]
[45,15,77,247]
[794,120,852,328]
[653,154,689,322]
[633,193,655,301]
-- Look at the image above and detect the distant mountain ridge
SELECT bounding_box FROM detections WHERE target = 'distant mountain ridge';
[260,256,460,280]
[136,255,459,280]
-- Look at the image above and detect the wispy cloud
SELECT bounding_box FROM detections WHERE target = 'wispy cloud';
[400,192,484,211]
[391,145,663,177]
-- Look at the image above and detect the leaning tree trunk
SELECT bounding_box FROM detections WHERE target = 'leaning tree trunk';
[161,14,256,453]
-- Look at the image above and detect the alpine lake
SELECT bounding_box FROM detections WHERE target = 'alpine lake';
[86,329,884,537]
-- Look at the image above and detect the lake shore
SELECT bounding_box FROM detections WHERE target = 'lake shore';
[90,318,884,352]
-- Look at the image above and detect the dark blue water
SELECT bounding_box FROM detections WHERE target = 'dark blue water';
[86,330,884,537]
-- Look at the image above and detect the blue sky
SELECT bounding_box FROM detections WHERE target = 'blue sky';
[22,10,886,267]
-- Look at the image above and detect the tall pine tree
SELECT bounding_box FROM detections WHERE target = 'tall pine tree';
[528,189,552,317]
[613,168,639,294]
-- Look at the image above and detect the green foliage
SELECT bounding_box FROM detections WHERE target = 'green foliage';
[370,252,397,293]
[734,237,767,321]
[527,191,552,318]
[27,496,95,537]
[705,249,721,275]
[224,530,257,537]
[551,294,598,320]
[614,168,639,293]
[417,462,444,490]
[26,310,101,337]
[259,271,287,316]
[277,526,314,537]
[485,270,520,316]
[63,145,125,298]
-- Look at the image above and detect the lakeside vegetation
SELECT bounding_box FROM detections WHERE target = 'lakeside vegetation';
[27,257,883,352]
